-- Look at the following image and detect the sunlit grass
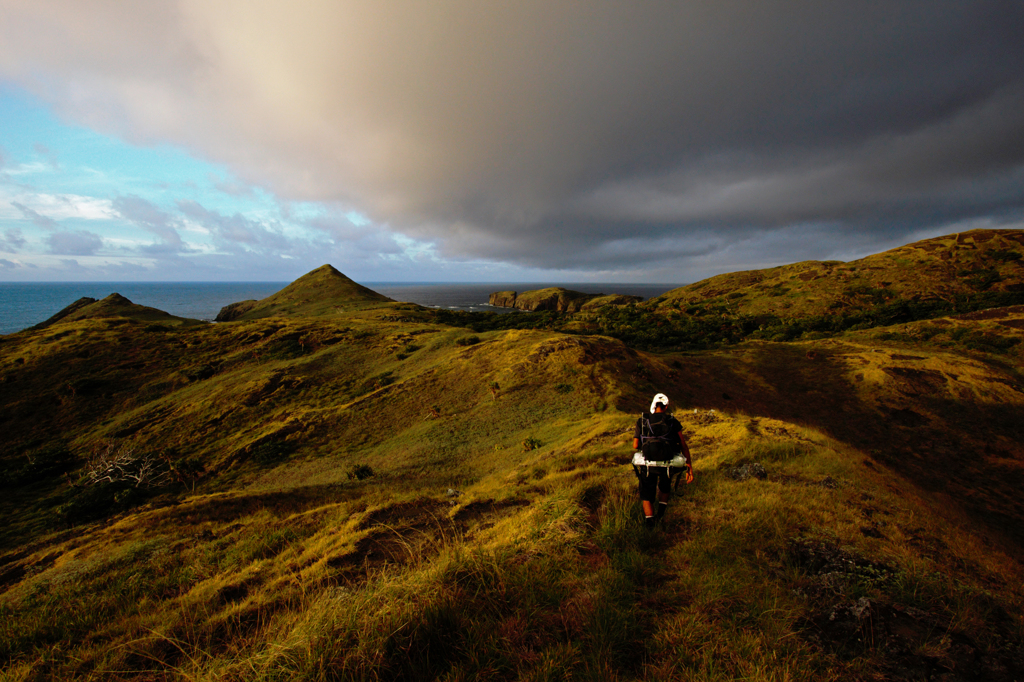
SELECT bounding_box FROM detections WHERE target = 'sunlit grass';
[2,267,1024,679]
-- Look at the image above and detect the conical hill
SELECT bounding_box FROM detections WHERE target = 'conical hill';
[215,265,393,321]
[30,293,201,330]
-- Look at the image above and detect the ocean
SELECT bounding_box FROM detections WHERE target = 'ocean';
[0,281,680,336]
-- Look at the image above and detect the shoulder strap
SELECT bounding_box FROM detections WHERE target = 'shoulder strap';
[639,413,670,443]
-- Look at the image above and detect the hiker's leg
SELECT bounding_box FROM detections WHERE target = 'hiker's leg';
[654,470,671,519]
[655,492,669,519]
[635,466,657,522]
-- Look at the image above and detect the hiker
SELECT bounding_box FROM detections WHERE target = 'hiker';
[632,393,694,528]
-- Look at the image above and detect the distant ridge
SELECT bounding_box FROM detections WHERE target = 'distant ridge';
[31,293,201,330]
[649,228,1024,318]
[215,265,392,321]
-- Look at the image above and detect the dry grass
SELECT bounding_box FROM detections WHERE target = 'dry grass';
[1,250,1023,679]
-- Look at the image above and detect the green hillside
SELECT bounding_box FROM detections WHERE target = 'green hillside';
[31,293,204,330]
[433,229,1024,351]
[214,264,393,321]
[650,228,1024,319]
[1,246,1023,680]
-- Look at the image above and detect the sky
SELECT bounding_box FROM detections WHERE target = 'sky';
[1,1,1023,283]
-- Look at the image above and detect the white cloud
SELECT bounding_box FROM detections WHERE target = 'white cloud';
[2,161,49,176]
[1,190,116,221]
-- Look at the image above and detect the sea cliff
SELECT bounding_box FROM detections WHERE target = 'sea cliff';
[488,287,642,312]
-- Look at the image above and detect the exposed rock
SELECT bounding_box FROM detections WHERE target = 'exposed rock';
[489,291,518,308]
[803,597,1022,681]
[728,462,767,481]
[683,409,721,426]
[514,287,594,312]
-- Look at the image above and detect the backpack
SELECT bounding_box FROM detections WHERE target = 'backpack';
[639,412,680,462]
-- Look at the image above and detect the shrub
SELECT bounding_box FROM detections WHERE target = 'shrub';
[56,482,132,524]
[1,444,73,486]
[348,464,375,481]
[169,456,204,490]
[455,336,480,347]
[254,441,294,466]
[78,443,172,489]
[991,249,1022,262]
[56,443,172,524]
[183,364,217,382]
[396,343,422,360]
[522,437,542,452]
[357,371,396,396]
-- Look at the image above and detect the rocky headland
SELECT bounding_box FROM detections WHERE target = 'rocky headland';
[489,287,642,312]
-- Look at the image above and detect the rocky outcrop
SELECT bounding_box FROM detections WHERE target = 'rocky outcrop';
[489,291,518,308]
[489,288,642,312]
[514,288,594,312]
[215,300,259,322]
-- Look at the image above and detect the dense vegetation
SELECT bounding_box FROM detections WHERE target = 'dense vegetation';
[433,290,1024,351]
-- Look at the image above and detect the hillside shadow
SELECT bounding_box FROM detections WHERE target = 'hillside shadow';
[661,344,1024,552]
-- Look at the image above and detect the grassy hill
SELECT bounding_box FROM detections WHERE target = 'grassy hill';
[214,265,393,321]
[30,293,204,330]
[1,249,1023,680]
[434,229,1024,351]
[649,228,1024,319]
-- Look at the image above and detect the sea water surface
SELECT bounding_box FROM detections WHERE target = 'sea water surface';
[0,281,680,336]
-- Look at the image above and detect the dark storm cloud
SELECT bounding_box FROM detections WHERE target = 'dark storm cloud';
[2,1,1023,275]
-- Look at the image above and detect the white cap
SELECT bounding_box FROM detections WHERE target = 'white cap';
[650,393,669,413]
